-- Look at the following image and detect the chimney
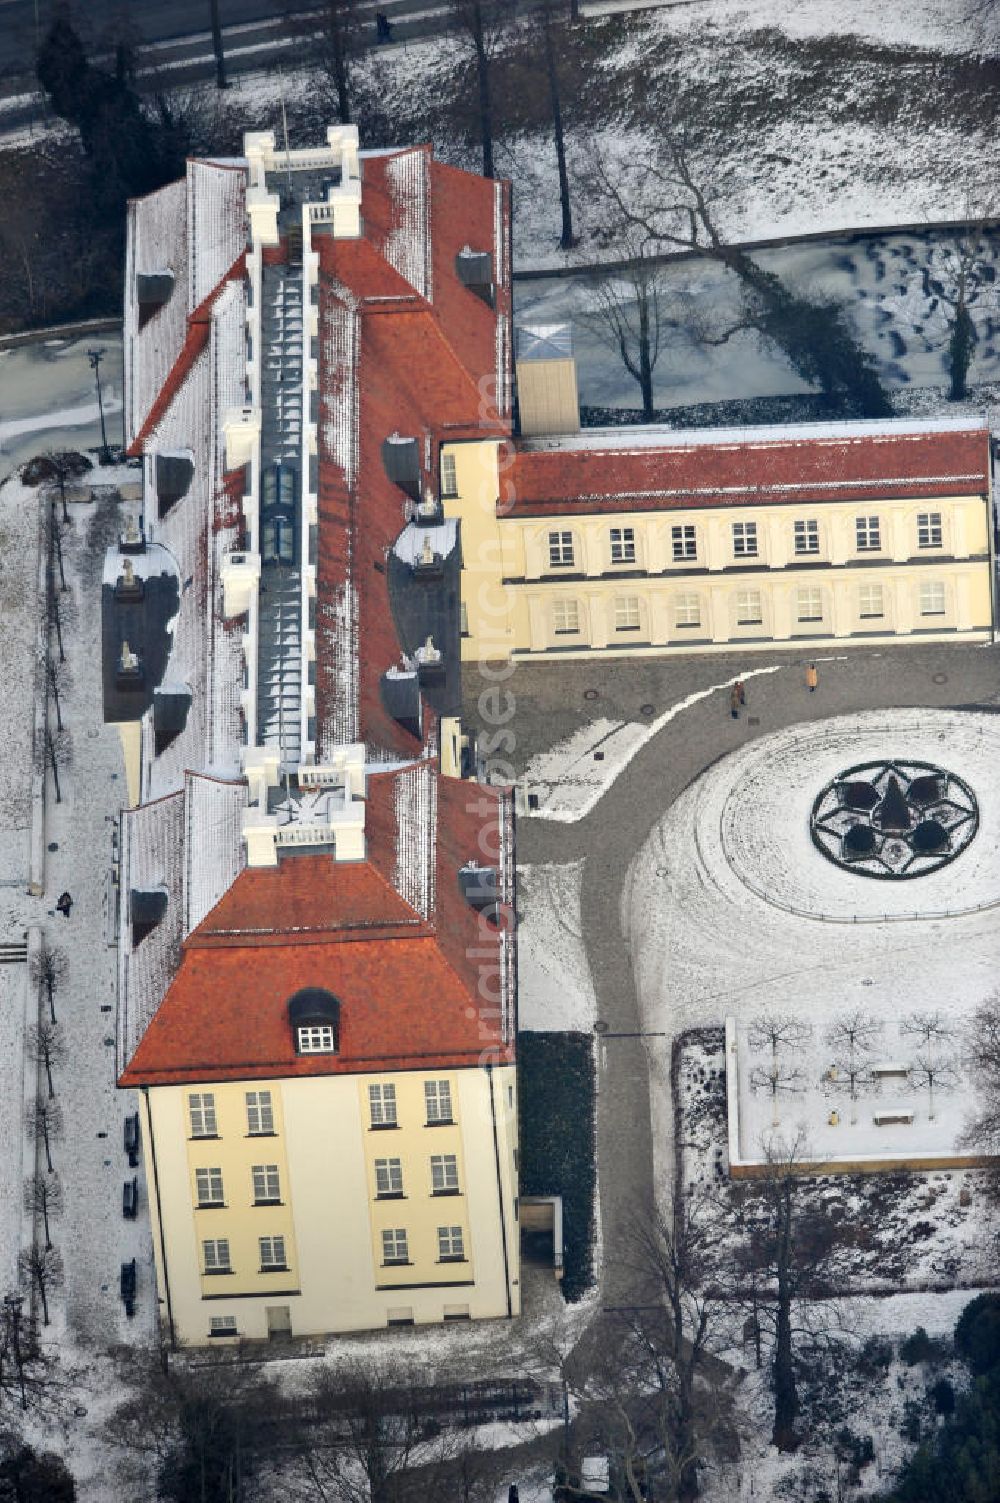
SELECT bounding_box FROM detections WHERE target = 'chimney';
[514,324,580,438]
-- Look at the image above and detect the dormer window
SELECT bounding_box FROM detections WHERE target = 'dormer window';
[288,987,341,1055]
[297,1025,336,1054]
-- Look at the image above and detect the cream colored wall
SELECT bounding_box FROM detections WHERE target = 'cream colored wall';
[440,441,517,662]
[450,491,992,660]
[143,1064,519,1346]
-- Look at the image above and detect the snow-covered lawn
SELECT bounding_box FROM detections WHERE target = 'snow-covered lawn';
[0,475,39,886]
[625,708,1000,1202]
[0,339,124,485]
[516,861,597,1032]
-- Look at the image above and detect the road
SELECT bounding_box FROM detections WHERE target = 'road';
[0,0,458,91]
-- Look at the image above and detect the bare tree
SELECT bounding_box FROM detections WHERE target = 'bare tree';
[0,1290,63,1415]
[963,997,1000,1150]
[747,1014,812,1058]
[451,0,504,180]
[27,1022,66,1100]
[728,1134,841,1452]
[30,941,66,1026]
[49,502,67,592]
[319,0,358,124]
[826,1010,882,1119]
[748,1063,806,1126]
[17,1245,63,1327]
[38,726,71,806]
[581,247,676,421]
[209,0,227,89]
[26,1098,63,1175]
[43,651,71,735]
[538,0,574,249]
[588,129,892,418]
[24,1173,63,1250]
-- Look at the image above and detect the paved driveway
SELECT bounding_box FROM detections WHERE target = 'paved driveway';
[463,641,1000,1309]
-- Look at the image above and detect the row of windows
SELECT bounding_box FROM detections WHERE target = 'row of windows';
[203,1235,287,1274]
[187,1081,455,1140]
[381,1225,466,1265]
[195,1165,281,1207]
[551,580,950,635]
[375,1154,460,1197]
[208,1300,474,1339]
[546,513,945,570]
[369,1081,453,1128]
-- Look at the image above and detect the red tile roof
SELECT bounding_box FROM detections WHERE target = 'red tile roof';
[314,149,512,760]
[505,427,991,515]
[118,770,513,1088]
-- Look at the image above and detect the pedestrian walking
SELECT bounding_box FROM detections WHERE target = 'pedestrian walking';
[730,684,741,719]
[736,680,747,708]
[55,892,72,918]
[806,663,818,693]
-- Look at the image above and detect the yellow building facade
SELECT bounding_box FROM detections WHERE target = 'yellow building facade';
[441,418,994,662]
[140,1064,519,1345]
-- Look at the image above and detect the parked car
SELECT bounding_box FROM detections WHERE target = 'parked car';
[120,1259,137,1318]
[123,1177,139,1219]
[124,1112,140,1168]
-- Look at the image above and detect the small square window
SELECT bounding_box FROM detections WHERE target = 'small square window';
[793,519,819,555]
[431,1154,459,1193]
[919,580,946,616]
[369,1084,397,1128]
[859,584,884,619]
[671,525,697,561]
[735,589,762,625]
[437,1225,465,1261]
[195,1167,224,1207]
[796,587,823,623]
[856,515,881,552]
[245,1090,274,1136]
[189,1093,217,1139]
[297,1024,336,1054]
[917,512,942,548]
[610,527,636,565]
[382,1228,409,1265]
[552,598,580,635]
[440,452,458,498]
[425,1080,453,1124]
[675,594,700,627]
[614,597,641,632]
[202,1238,230,1274]
[252,1164,281,1204]
[375,1158,403,1197]
[732,522,758,558]
[259,1235,287,1271]
[548,531,574,569]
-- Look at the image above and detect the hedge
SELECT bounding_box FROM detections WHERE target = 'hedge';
[518,1031,597,1301]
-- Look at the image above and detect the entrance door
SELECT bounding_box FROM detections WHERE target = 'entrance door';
[266,1304,292,1340]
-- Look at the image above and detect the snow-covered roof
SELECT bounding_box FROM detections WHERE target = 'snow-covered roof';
[515,323,574,361]
[390,518,458,565]
[518,413,990,453]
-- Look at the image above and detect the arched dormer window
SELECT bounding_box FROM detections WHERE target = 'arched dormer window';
[288,988,341,1055]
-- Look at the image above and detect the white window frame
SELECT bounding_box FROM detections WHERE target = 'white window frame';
[375,1158,404,1197]
[245,1090,274,1136]
[188,1093,217,1139]
[296,1024,336,1054]
[613,596,641,632]
[437,1225,465,1261]
[917,511,943,548]
[671,524,697,561]
[382,1228,409,1265]
[609,527,636,565]
[552,598,580,635]
[259,1235,287,1271]
[440,451,458,498]
[796,586,823,623]
[547,530,574,569]
[252,1164,281,1204]
[793,519,820,555]
[425,1080,453,1124]
[735,589,763,625]
[369,1083,398,1128]
[674,593,701,628]
[732,521,758,558]
[202,1238,231,1274]
[209,1315,238,1337]
[195,1167,224,1207]
[431,1154,460,1194]
[858,583,884,619]
[919,580,946,617]
[855,515,881,552]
